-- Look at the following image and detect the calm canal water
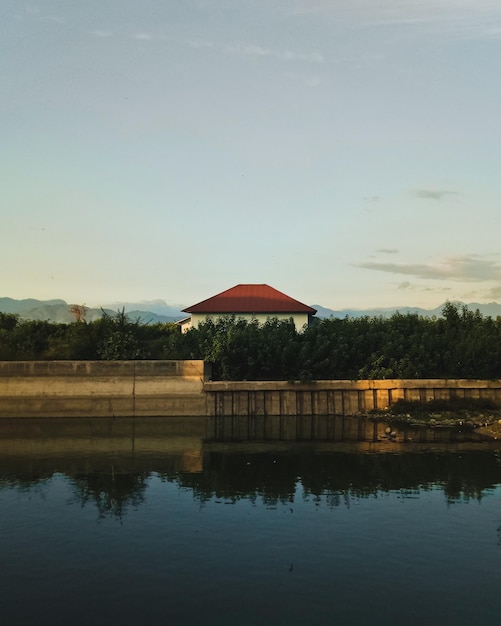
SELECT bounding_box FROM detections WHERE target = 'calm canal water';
[1,417,501,625]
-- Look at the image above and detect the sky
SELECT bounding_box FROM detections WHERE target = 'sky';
[2,0,501,311]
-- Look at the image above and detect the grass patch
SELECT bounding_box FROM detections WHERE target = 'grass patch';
[390,397,498,418]
[380,397,501,429]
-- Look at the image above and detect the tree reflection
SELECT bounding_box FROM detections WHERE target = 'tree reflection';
[169,450,501,506]
[1,449,501,514]
[0,472,54,490]
[160,452,298,506]
[0,457,151,520]
[68,469,149,520]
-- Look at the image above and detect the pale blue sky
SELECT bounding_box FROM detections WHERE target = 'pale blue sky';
[2,0,501,310]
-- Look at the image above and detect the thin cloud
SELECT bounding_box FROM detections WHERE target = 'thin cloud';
[484,26,501,38]
[413,189,462,201]
[292,0,501,21]
[187,39,215,49]
[357,255,501,282]
[226,44,272,58]
[397,282,451,293]
[24,6,63,21]
[225,43,324,63]
[133,33,154,41]
[284,71,322,86]
[89,30,113,38]
[487,287,501,299]
[290,0,501,39]
[304,75,321,86]
[184,39,324,63]
[39,15,65,24]
[376,248,399,254]
[279,50,324,63]
[85,29,323,63]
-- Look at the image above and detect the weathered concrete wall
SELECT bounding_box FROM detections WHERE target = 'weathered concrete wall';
[0,360,208,418]
[204,379,501,417]
[2,361,501,419]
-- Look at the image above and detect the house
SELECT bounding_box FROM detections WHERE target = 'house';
[179,284,317,333]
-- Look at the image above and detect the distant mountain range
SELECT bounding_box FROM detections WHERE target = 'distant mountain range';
[2,297,501,324]
[312,302,501,319]
[0,298,184,324]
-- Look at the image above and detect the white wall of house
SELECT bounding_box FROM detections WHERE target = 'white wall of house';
[181,312,310,333]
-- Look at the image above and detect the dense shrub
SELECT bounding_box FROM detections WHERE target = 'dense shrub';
[1,303,501,381]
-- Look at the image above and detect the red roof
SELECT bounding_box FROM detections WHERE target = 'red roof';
[183,284,317,315]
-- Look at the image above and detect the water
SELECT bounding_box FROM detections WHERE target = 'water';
[1,417,501,625]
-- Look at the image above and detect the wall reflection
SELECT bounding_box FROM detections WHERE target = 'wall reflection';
[1,416,500,518]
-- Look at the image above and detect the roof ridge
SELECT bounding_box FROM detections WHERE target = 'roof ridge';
[183,284,316,315]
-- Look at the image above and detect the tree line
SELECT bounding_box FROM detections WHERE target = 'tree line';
[1,302,501,380]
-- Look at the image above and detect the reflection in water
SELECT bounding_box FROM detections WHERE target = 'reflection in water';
[68,470,149,520]
[177,448,501,506]
[1,417,501,626]
[3,451,501,518]
[0,417,500,517]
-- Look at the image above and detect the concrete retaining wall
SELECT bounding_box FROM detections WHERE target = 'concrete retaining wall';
[0,360,208,418]
[204,378,501,417]
[1,361,501,418]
